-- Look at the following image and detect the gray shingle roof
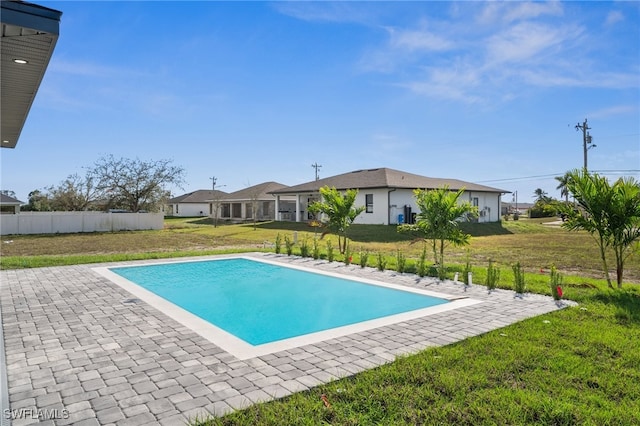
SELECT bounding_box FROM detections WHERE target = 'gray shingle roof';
[270,168,508,194]
[0,193,23,204]
[167,190,227,204]
[224,182,288,201]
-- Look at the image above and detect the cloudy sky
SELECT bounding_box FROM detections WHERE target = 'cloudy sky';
[2,1,638,204]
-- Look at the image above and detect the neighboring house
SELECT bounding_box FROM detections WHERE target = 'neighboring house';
[270,168,509,225]
[501,202,535,216]
[215,182,294,222]
[0,193,23,214]
[166,190,228,217]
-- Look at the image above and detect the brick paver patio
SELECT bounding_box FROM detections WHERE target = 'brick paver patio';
[1,253,572,425]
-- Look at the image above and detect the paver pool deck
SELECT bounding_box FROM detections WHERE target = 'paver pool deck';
[1,253,573,425]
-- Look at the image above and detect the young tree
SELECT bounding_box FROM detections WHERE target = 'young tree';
[398,186,478,280]
[308,186,365,254]
[562,170,640,288]
[90,155,185,212]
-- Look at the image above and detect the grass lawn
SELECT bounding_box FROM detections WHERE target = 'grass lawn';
[1,218,639,424]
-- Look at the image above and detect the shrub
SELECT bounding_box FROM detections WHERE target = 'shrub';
[486,260,500,291]
[284,235,295,256]
[462,251,472,285]
[550,265,563,300]
[513,262,526,295]
[312,238,320,260]
[344,243,352,265]
[326,240,334,262]
[417,245,428,277]
[396,250,406,273]
[376,252,387,271]
[359,249,369,268]
[275,233,282,254]
[299,237,310,258]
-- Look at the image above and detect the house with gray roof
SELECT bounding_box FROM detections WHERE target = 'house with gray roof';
[215,182,294,222]
[269,168,509,225]
[166,189,228,217]
[0,193,24,214]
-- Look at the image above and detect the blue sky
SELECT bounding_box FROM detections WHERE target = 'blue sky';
[2,1,638,204]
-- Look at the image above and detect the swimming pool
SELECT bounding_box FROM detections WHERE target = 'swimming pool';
[95,255,480,359]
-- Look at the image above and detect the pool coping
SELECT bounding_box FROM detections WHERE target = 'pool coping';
[1,252,574,425]
[93,255,482,360]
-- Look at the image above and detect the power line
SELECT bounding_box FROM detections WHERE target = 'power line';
[477,169,639,184]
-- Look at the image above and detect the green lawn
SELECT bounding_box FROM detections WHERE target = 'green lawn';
[2,218,639,425]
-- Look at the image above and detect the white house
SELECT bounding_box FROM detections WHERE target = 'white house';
[213,182,294,222]
[166,190,228,217]
[270,168,509,225]
[0,193,23,214]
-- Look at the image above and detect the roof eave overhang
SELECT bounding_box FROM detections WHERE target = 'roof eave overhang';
[1,1,62,149]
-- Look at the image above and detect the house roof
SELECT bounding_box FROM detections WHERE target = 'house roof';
[1,1,62,148]
[167,189,227,204]
[223,182,288,201]
[0,193,24,204]
[270,168,509,194]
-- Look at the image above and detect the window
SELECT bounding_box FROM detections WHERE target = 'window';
[365,194,373,213]
[232,203,242,218]
[221,203,230,218]
[263,201,270,217]
[209,203,213,215]
[246,203,253,219]
[472,197,479,207]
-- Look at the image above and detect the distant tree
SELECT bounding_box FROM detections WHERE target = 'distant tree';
[398,186,478,280]
[210,191,225,228]
[555,173,571,203]
[308,186,365,254]
[0,190,16,198]
[48,173,103,211]
[533,188,550,202]
[561,169,640,288]
[91,155,185,212]
[23,190,51,211]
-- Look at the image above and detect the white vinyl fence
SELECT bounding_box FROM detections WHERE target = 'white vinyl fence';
[0,212,164,235]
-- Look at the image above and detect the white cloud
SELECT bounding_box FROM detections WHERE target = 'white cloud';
[387,27,454,52]
[605,10,624,26]
[588,104,638,119]
[477,1,563,25]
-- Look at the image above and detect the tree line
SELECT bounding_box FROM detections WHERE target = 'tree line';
[22,155,185,213]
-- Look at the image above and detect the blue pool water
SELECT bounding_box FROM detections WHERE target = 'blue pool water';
[110,258,448,345]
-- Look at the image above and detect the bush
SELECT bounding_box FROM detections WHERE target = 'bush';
[486,260,500,291]
[275,233,282,254]
[376,252,387,271]
[312,238,320,260]
[326,240,334,262]
[299,237,310,258]
[284,235,294,256]
[463,251,472,285]
[396,250,406,273]
[550,265,563,300]
[417,245,428,277]
[359,249,369,268]
[513,262,526,295]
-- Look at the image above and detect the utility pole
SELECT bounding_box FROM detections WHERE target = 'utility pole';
[210,177,225,191]
[575,118,596,171]
[311,163,322,181]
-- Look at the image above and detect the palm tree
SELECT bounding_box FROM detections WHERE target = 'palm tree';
[555,173,571,203]
[533,188,549,202]
[308,186,365,254]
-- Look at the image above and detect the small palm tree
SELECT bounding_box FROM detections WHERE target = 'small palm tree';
[308,186,365,254]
